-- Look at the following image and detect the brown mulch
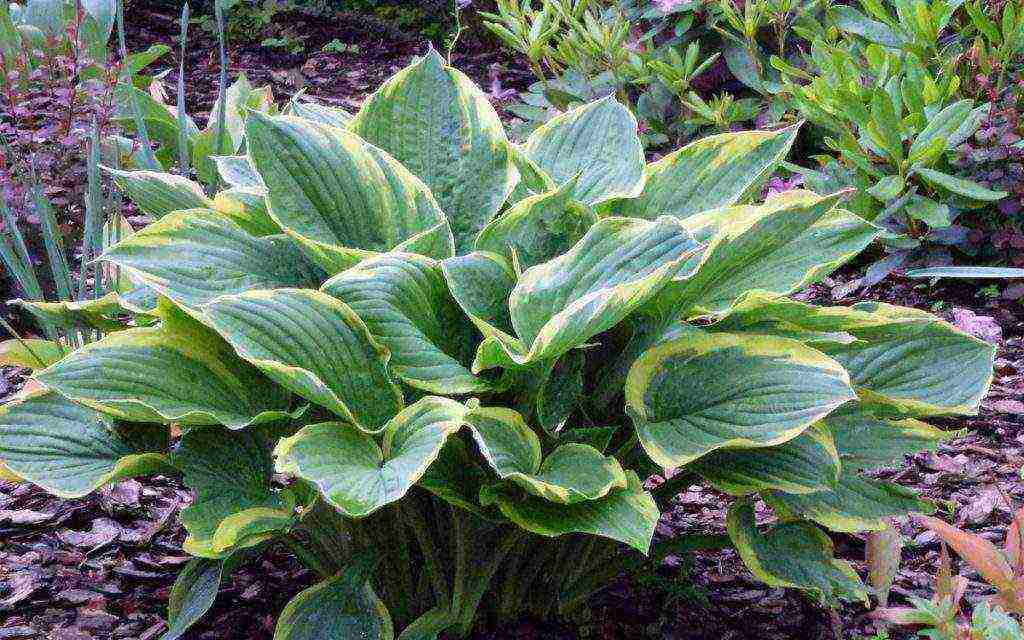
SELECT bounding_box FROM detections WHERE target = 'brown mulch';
[3,5,1024,640]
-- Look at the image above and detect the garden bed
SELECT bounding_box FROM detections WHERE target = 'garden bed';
[1,3,1023,639]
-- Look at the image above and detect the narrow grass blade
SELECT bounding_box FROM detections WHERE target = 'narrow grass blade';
[177,3,191,177]
[116,0,160,171]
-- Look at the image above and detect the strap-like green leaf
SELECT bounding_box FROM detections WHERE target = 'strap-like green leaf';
[351,48,516,254]
[522,96,645,206]
[652,190,877,319]
[173,425,288,557]
[481,471,658,554]
[727,501,866,604]
[691,424,840,496]
[767,471,934,532]
[712,292,996,416]
[274,397,468,518]
[914,167,1008,201]
[206,288,403,433]
[474,176,596,270]
[246,112,453,272]
[322,253,488,395]
[0,390,169,498]
[274,559,394,640]
[105,168,211,218]
[36,302,294,429]
[617,125,800,220]
[101,210,324,315]
[476,216,700,371]
[626,330,855,469]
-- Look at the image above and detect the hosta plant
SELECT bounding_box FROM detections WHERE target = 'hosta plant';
[0,50,997,639]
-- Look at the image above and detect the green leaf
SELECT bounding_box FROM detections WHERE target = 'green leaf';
[867,174,904,201]
[246,112,452,272]
[8,293,134,332]
[0,390,169,498]
[482,471,658,553]
[767,471,934,532]
[909,99,972,160]
[113,83,198,161]
[465,407,627,504]
[287,99,354,129]
[211,188,280,236]
[36,302,294,429]
[827,404,957,471]
[274,397,467,518]
[441,250,518,341]
[652,191,878,319]
[274,560,394,640]
[174,425,287,557]
[206,288,403,433]
[905,194,950,227]
[915,167,1009,201]
[474,175,597,270]
[712,293,996,416]
[691,424,840,496]
[626,330,855,469]
[351,48,516,254]
[617,125,800,220]
[161,558,226,640]
[727,501,867,604]
[321,253,488,395]
[536,350,585,435]
[101,210,325,315]
[105,168,212,218]
[833,5,905,48]
[0,338,65,370]
[522,96,645,206]
[476,216,700,370]
[211,155,265,192]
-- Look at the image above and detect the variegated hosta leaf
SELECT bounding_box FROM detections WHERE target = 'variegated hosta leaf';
[474,175,597,270]
[321,252,488,395]
[617,125,800,220]
[651,190,878,319]
[727,501,867,604]
[0,390,169,498]
[246,112,453,272]
[286,99,354,129]
[521,96,645,206]
[465,406,627,504]
[273,397,467,518]
[35,302,294,429]
[174,425,290,557]
[767,471,934,532]
[274,558,393,640]
[691,424,840,496]
[827,404,958,471]
[162,558,229,640]
[481,471,658,554]
[536,350,585,436]
[626,330,855,469]
[351,48,516,254]
[0,338,64,370]
[9,292,139,332]
[206,288,403,433]
[104,168,211,218]
[475,216,701,371]
[441,250,518,340]
[101,210,325,316]
[418,437,495,518]
[211,189,281,236]
[712,292,996,416]
[211,155,266,192]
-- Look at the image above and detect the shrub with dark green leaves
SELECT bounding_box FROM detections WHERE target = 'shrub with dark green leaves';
[0,51,996,639]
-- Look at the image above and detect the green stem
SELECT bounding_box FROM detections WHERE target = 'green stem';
[455,527,524,636]
[402,496,449,606]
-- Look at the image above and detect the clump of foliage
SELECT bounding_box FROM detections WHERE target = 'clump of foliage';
[0,50,997,638]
